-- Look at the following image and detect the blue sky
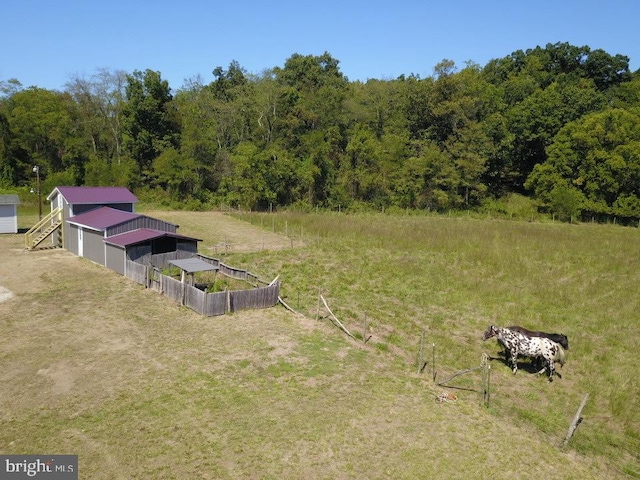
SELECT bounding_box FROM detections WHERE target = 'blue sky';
[2,0,638,92]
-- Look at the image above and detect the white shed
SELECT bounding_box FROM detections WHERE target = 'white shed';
[0,194,20,234]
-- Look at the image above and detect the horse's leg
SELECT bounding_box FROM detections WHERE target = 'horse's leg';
[547,360,555,381]
[510,348,519,374]
[538,355,555,380]
[533,356,544,371]
[535,356,547,373]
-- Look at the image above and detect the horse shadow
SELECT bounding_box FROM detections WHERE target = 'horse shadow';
[491,350,562,378]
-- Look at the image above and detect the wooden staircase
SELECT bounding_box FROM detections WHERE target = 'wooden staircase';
[24,207,63,250]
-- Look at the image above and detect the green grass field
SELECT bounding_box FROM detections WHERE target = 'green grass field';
[227,210,640,477]
[1,208,638,479]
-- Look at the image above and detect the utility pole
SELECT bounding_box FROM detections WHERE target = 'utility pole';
[32,165,42,220]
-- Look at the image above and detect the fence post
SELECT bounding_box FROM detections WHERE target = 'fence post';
[432,343,436,382]
[316,287,322,321]
[180,270,186,306]
[418,330,425,374]
[481,354,491,408]
[562,393,589,448]
[363,313,368,344]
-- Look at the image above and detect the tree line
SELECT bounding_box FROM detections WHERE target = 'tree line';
[1,42,639,221]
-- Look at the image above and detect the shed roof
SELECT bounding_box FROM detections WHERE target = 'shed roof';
[47,186,138,204]
[0,194,20,205]
[169,258,218,273]
[104,228,201,248]
[67,206,142,230]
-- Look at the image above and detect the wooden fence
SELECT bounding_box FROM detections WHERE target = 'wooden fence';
[124,258,279,316]
[147,251,263,285]
[125,260,148,286]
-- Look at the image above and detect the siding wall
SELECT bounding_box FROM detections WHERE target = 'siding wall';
[62,199,73,249]
[83,229,106,265]
[106,217,177,236]
[72,202,133,216]
[106,244,125,275]
[67,223,79,255]
[0,205,17,234]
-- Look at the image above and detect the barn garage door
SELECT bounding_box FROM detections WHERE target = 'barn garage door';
[0,204,17,234]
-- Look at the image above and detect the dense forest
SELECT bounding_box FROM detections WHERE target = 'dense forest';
[1,42,639,221]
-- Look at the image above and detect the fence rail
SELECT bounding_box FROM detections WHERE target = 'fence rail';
[125,257,279,316]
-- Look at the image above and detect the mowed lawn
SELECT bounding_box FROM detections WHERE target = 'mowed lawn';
[0,210,638,479]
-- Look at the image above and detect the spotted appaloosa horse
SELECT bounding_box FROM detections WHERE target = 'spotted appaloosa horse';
[482,325,566,381]
[507,325,569,350]
[499,325,569,370]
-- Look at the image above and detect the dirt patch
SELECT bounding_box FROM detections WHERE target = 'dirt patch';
[0,286,13,303]
[0,219,309,414]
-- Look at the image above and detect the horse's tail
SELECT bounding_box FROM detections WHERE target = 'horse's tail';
[554,343,566,366]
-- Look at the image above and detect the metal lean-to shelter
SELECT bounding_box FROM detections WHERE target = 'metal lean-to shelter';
[169,258,219,286]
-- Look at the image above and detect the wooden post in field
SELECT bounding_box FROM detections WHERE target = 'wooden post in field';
[562,393,589,448]
[432,343,437,382]
[363,313,368,344]
[316,287,322,321]
[481,354,491,408]
[417,330,426,374]
[319,295,355,339]
[486,363,491,407]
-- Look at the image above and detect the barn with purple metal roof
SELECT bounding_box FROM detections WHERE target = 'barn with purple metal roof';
[65,206,181,267]
[28,186,200,275]
[104,229,201,275]
[43,186,140,250]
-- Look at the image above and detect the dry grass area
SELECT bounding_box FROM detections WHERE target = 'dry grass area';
[140,210,294,255]
[0,212,630,479]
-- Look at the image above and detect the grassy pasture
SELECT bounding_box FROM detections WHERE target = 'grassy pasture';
[1,209,638,479]
[226,210,640,476]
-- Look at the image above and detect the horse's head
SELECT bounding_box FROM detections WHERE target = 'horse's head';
[554,343,567,366]
[482,325,498,341]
